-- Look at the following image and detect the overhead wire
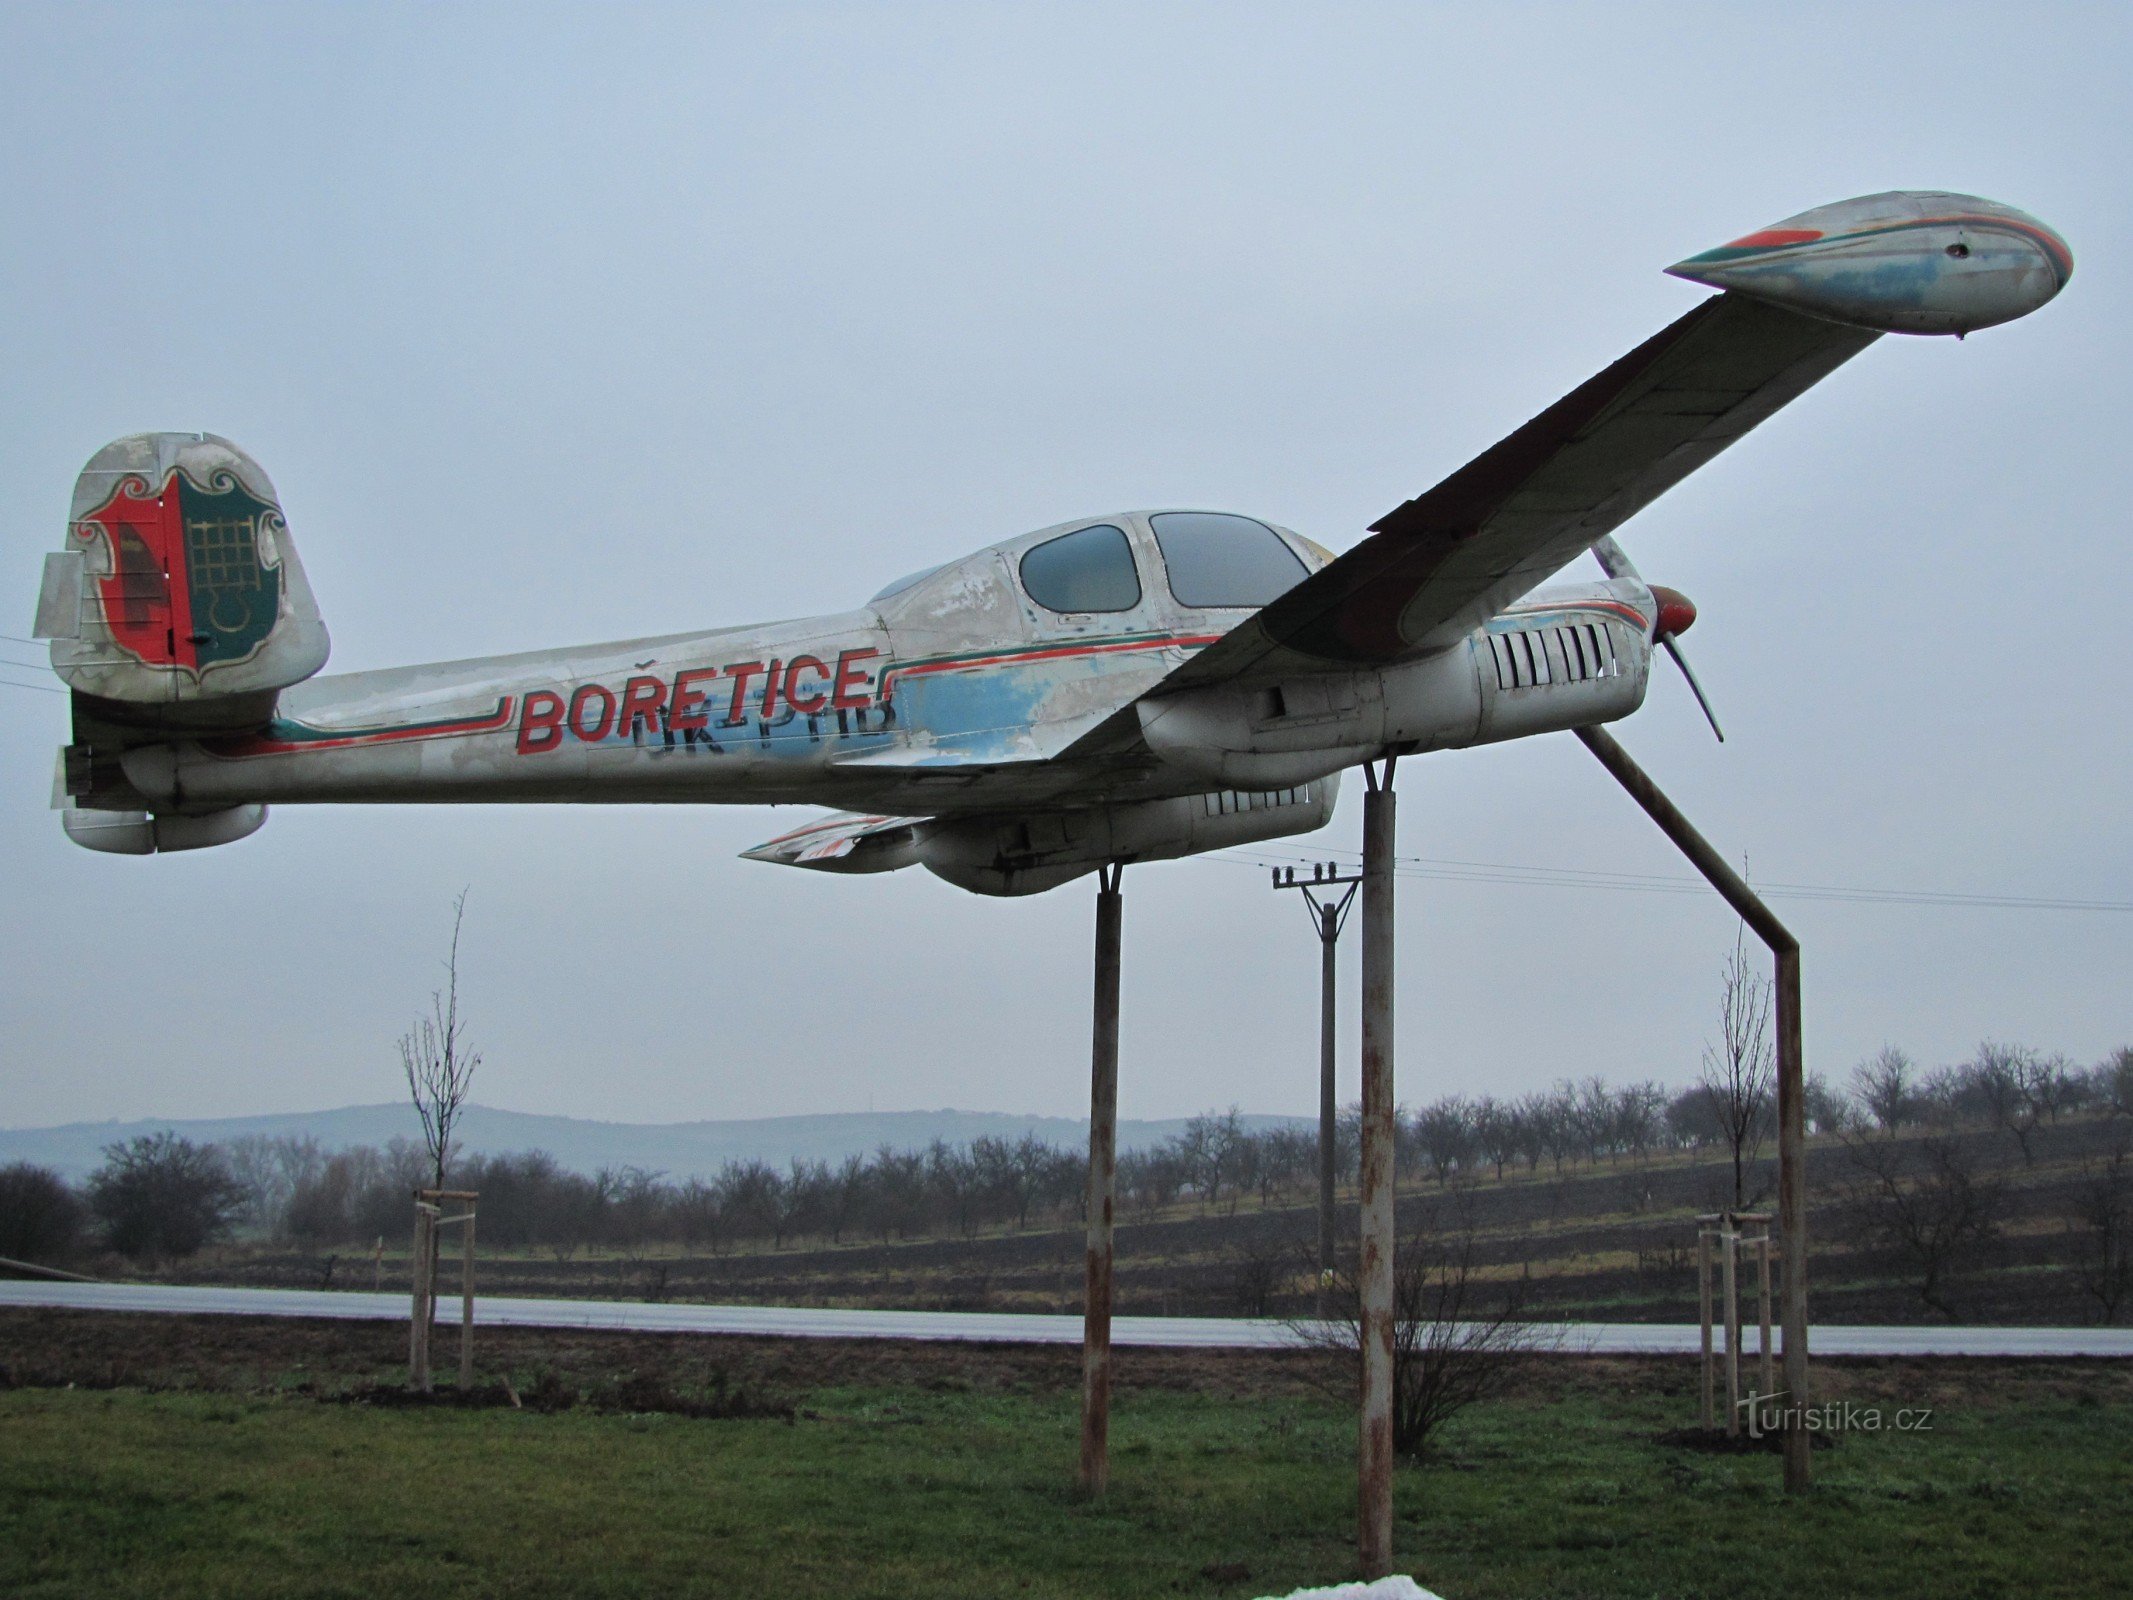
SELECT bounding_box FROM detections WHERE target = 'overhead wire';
[1221,843,2133,914]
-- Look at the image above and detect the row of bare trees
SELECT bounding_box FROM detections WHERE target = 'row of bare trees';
[8,1042,2126,1273]
[1849,1041,2129,1155]
[202,1131,1091,1257]
[1834,1046,2133,1323]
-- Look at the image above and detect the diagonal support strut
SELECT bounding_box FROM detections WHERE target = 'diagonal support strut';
[1574,723,1810,1491]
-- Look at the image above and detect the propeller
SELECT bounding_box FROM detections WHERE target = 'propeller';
[1591,535,1725,742]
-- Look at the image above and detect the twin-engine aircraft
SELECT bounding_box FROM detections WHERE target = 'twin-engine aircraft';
[35,191,2070,895]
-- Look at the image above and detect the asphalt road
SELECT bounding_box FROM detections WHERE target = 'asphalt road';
[6,1281,2131,1357]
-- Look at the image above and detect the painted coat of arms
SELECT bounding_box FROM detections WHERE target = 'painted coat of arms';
[76,467,287,675]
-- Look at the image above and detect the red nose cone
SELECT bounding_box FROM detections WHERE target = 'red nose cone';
[1646,588,1697,640]
[1651,585,1697,638]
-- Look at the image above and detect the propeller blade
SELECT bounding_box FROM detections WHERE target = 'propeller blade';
[1660,634,1725,743]
[1595,542,1722,741]
[1590,534,1640,581]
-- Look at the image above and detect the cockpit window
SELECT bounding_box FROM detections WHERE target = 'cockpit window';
[1019,524,1141,614]
[1150,512,1308,608]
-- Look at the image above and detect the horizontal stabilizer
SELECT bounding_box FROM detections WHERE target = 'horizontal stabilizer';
[741,811,927,874]
[62,803,268,855]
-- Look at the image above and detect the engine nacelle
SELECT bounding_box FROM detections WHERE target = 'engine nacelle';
[919,776,1338,896]
[1136,588,1652,787]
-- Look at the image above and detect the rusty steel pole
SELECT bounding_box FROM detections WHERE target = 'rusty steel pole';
[1079,863,1125,1497]
[1318,897,1339,1318]
[1357,763,1398,1578]
[1775,945,1808,1489]
[1574,724,1810,1490]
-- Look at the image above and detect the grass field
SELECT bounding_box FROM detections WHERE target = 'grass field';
[3,1316,2129,1598]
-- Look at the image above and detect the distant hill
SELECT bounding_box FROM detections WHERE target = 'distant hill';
[0,1103,1309,1182]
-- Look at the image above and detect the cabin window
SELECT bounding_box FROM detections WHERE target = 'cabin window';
[1019,523,1142,613]
[1150,512,1309,608]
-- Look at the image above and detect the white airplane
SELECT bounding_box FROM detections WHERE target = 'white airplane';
[33,191,2070,894]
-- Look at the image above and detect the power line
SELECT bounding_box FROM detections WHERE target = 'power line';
[0,674,66,697]
[1220,844,2133,915]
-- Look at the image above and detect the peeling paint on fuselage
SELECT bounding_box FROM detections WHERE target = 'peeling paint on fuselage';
[132,511,1647,819]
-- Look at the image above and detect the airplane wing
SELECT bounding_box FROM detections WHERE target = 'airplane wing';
[1169,290,1878,691]
[1040,288,1881,774]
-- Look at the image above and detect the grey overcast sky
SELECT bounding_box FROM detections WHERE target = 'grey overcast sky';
[2,3,2127,1133]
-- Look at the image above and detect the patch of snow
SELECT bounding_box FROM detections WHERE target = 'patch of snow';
[1256,1580,1444,1600]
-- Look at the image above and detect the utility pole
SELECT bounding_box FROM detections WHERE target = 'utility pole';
[1271,861,1362,1319]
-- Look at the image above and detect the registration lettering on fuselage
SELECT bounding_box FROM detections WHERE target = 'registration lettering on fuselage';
[515,645,883,753]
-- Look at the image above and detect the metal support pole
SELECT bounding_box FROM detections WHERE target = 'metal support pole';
[1575,724,1810,1488]
[1318,900,1340,1319]
[1079,864,1124,1497]
[1776,947,1809,1490]
[1357,764,1397,1579]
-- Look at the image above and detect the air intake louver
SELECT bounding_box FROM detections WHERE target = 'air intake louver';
[1488,621,1622,691]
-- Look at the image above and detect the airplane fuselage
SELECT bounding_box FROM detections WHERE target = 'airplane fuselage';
[111,512,1657,822]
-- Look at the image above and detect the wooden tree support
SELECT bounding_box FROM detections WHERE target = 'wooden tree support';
[1697,1211,1775,1436]
[408,1188,479,1393]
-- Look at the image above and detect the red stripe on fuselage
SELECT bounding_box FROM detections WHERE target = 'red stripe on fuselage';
[204,697,518,757]
[877,633,1225,699]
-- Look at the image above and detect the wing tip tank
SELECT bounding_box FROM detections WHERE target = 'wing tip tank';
[1667,190,2071,336]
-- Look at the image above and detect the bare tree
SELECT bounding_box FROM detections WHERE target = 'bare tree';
[1797,1073,1850,1136]
[1969,1041,2048,1164]
[2102,1047,2133,1117]
[1840,1131,2008,1319]
[1851,1046,1916,1133]
[87,1134,247,1263]
[401,890,481,1190]
[2070,1123,2133,1324]
[1472,1096,1520,1181]
[1414,1097,1475,1187]
[1300,1198,1559,1458]
[1615,1080,1668,1166]
[1700,925,1775,1208]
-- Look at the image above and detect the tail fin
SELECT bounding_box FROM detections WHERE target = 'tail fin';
[35,432,329,710]
[37,433,325,852]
